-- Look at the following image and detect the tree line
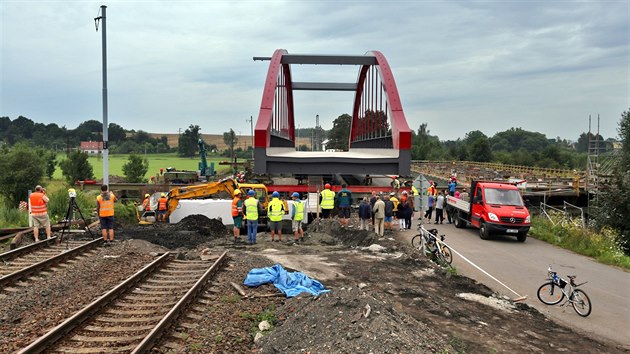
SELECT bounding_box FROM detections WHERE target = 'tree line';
[0,116,170,154]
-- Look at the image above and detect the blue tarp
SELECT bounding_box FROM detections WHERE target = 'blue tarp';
[243,264,331,298]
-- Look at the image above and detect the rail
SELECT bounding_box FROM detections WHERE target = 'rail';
[0,238,102,288]
[18,251,228,354]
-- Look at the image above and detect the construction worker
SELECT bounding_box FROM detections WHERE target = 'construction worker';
[411,185,420,212]
[391,176,400,193]
[427,180,437,197]
[142,194,151,211]
[268,191,285,242]
[320,183,335,219]
[157,193,168,222]
[291,192,304,242]
[29,185,51,242]
[243,189,262,244]
[231,189,244,243]
[390,192,400,230]
[96,185,117,243]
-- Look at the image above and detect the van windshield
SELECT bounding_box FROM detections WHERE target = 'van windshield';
[484,188,524,206]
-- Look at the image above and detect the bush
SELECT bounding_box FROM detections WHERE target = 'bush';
[0,142,45,206]
[122,155,149,183]
[114,202,139,225]
[59,151,95,185]
[530,216,630,269]
[47,188,97,224]
[0,198,28,228]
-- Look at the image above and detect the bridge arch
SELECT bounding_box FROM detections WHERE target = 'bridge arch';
[254,49,411,175]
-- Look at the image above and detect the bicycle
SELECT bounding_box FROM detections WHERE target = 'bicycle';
[411,225,453,267]
[537,266,592,317]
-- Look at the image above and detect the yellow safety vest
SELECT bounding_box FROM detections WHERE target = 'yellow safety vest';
[320,189,335,209]
[411,186,419,196]
[268,198,284,222]
[244,197,259,221]
[293,201,304,221]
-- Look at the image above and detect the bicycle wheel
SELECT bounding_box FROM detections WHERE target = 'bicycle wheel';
[571,289,592,317]
[440,245,453,264]
[537,282,564,305]
[411,235,423,249]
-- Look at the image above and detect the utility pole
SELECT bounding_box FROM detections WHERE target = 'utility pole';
[95,5,109,185]
[246,116,253,160]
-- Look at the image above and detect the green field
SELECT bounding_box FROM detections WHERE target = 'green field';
[52,153,231,180]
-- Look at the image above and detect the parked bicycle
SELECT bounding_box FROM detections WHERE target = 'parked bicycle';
[411,225,453,267]
[537,266,592,317]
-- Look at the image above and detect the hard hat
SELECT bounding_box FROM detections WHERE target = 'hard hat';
[144,194,150,198]
[233,189,241,196]
[391,176,396,179]
[161,193,166,197]
[248,190,256,196]
[325,183,331,189]
[292,192,299,198]
[272,191,279,198]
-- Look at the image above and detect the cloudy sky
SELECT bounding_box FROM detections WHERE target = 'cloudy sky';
[1,0,628,141]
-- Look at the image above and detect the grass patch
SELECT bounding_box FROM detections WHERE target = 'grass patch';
[53,153,231,180]
[220,294,241,303]
[256,304,277,326]
[213,335,223,343]
[529,216,630,269]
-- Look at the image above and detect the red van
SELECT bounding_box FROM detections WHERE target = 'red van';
[447,180,530,242]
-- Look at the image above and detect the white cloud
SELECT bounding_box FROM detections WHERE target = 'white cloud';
[0,0,627,141]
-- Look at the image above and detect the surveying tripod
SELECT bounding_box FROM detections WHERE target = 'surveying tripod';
[59,189,94,244]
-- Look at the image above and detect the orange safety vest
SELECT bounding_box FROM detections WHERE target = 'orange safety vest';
[232,197,242,217]
[29,192,48,216]
[142,198,151,210]
[97,192,116,217]
[158,197,168,211]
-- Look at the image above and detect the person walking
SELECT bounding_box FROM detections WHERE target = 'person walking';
[444,189,454,224]
[290,192,305,242]
[267,191,285,242]
[336,184,352,227]
[435,191,445,224]
[399,191,414,230]
[157,193,168,222]
[231,189,244,243]
[358,197,372,231]
[369,191,377,228]
[243,189,262,245]
[29,185,51,242]
[373,195,385,237]
[96,185,117,243]
[384,195,394,233]
[424,194,435,223]
[320,183,335,219]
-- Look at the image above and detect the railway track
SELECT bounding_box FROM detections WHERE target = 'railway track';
[0,237,102,289]
[19,250,228,353]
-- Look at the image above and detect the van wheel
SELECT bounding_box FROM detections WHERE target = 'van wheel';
[517,233,527,242]
[479,222,491,240]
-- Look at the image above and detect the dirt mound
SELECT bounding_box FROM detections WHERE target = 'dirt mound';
[258,287,448,353]
[309,219,380,247]
[174,214,227,236]
[120,216,227,249]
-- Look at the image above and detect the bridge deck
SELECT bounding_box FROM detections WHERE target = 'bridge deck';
[255,147,410,175]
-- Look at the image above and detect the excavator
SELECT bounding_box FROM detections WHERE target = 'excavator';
[163,177,270,222]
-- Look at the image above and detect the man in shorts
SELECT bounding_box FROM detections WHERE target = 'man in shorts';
[336,184,352,227]
[96,185,117,243]
[290,192,305,242]
[29,185,51,242]
[267,191,285,242]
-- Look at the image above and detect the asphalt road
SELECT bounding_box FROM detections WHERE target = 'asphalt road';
[399,220,630,348]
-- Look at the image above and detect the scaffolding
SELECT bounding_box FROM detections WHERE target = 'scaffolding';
[587,114,603,209]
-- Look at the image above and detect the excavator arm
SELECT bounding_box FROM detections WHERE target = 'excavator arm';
[165,177,239,217]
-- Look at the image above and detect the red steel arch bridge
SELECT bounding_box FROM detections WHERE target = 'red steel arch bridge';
[253,49,412,176]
